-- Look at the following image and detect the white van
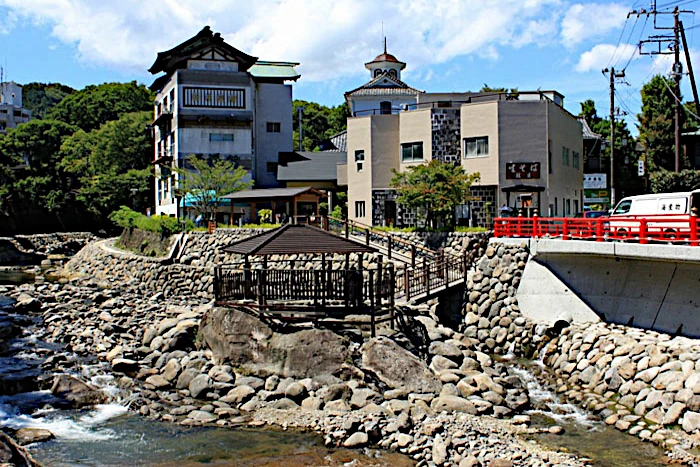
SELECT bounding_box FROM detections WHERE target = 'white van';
[610,190,700,239]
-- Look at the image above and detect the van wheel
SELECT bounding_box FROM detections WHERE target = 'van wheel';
[616,228,628,240]
[664,229,678,242]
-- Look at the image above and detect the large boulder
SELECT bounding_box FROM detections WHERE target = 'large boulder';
[199,308,350,378]
[50,375,106,409]
[360,337,441,394]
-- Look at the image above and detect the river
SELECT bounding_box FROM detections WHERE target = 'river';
[0,268,670,466]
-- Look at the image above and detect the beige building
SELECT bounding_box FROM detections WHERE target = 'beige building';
[343,49,583,227]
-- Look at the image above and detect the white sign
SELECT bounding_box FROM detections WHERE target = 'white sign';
[584,173,607,189]
[638,159,645,177]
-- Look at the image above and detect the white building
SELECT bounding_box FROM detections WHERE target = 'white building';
[149,26,300,219]
[0,82,31,134]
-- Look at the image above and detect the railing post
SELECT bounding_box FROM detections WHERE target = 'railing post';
[387,263,395,330]
[639,218,648,244]
[411,245,416,268]
[244,257,251,300]
[369,270,376,338]
[692,215,699,246]
[596,218,604,242]
[424,257,430,295]
[404,267,410,300]
[532,213,539,238]
[562,218,569,240]
[345,221,349,239]
[388,237,392,259]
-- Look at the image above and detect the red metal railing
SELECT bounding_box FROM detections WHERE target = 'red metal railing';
[493,214,700,245]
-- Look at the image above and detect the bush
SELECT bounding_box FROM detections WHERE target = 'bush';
[109,206,193,236]
[258,209,273,224]
[650,169,700,193]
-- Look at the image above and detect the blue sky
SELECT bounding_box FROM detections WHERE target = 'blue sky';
[1,0,699,135]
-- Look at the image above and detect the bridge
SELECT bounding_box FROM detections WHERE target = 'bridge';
[494,215,700,338]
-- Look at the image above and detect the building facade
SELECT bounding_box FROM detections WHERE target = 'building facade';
[149,26,299,217]
[0,82,31,134]
[343,49,584,227]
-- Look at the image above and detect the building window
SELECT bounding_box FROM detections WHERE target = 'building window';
[566,199,571,216]
[572,150,580,169]
[374,69,382,78]
[267,122,281,133]
[380,101,392,115]
[562,147,570,166]
[210,133,234,142]
[401,142,424,163]
[355,201,366,218]
[388,69,397,78]
[574,199,579,214]
[355,150,365,172]
[267,162,278,174]
[464,136,489,158]
[555,197,558,216]
[183,87,245,108]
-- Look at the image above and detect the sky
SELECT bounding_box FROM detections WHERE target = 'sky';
[1,0,700,135]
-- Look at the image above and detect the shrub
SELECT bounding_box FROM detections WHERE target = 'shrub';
[109,206,193,236]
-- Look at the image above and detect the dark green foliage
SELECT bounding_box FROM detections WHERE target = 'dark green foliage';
[292,100,349,151]
[109,206,192,236]
[638,75,678,172]
[650,169,700,193]
[48,82,153,132]
[22,83,75,119]
[391,160,480,229]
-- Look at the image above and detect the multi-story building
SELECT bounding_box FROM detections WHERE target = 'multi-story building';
[149,26,299,218]
[342,48,584,227]
[0,82,31,134]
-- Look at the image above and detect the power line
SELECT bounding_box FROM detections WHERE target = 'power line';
[661,74,700,119]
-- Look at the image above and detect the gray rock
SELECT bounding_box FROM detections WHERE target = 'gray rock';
[360,337,441,394]
[430,395,477,414]
[221,385,256,404]
[343,432,368,448]
[145,375,171,389]
[14,428,55,445]
[162,359,181,382]
[176,368,199,390]
[189,374,212,399]
[51,375,106,408]
[111,358,139,373]
[187,410,217,423]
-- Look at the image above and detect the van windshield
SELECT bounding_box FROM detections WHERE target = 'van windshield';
[613,200,632,215]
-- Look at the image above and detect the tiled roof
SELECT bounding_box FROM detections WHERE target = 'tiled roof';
[325,130,347,152]
[345,72,422,97]
[221,186,324,200]
[578,117,603,140]
[277,151,346,181]
[249,61,300,81]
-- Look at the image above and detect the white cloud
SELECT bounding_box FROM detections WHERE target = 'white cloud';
[575,43,637,72]
[561,3,628,48]
[651,49,700,77]
[0,0,564,82]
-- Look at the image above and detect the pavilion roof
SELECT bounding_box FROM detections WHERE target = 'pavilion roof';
[222,224,378,256]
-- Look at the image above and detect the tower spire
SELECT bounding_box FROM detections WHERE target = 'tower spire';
[384,37,387,54]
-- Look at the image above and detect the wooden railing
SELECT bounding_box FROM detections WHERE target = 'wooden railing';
[494,214,700,245]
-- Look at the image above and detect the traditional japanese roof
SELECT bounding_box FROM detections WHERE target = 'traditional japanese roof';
[221,186,326,201]
[249,61,300,81]
[148,26,258,75]
[577,117,603,140]
[277,151,346,181]
[222,223,377,256]
[345,72,422,98]
[318,130,347,152]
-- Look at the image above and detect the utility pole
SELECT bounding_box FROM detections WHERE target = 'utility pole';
[602,67,626,207]
[635,2,694,173]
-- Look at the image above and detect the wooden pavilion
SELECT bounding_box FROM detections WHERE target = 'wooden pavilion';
[214,224,395,334]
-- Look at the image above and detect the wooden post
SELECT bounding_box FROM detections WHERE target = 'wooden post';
[345,221,349,239]
[244,255,251,300]
[258,256,267,306]
[377,254,383,308]
[387,262,395,330]
[369,269,376,338]
[321,253,327,306]
[411,245,416,268]
[387,237,392,259]
[213,265,220,301]
[424,256,430,295]
[358,253,364,311]
[404,267,410,300]
[313,269,319,307]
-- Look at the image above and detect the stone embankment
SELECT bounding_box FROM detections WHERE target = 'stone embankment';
[539,322,700,448]
[0,232,96,265]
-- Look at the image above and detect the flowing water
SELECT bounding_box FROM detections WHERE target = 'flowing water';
[511,363,669,466]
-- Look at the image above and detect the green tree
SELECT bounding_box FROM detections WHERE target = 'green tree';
[60,111,154,218]
[22,83,75,119]
[0,119,79,214]
[48,81,153,132]
[391,160,480,229]
[479,84,518,96]
[639,75,678,172]
[292,100,349,151]
[174,157,253,221]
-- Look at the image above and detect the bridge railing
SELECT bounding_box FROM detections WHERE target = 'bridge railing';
[494,214,700,245]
